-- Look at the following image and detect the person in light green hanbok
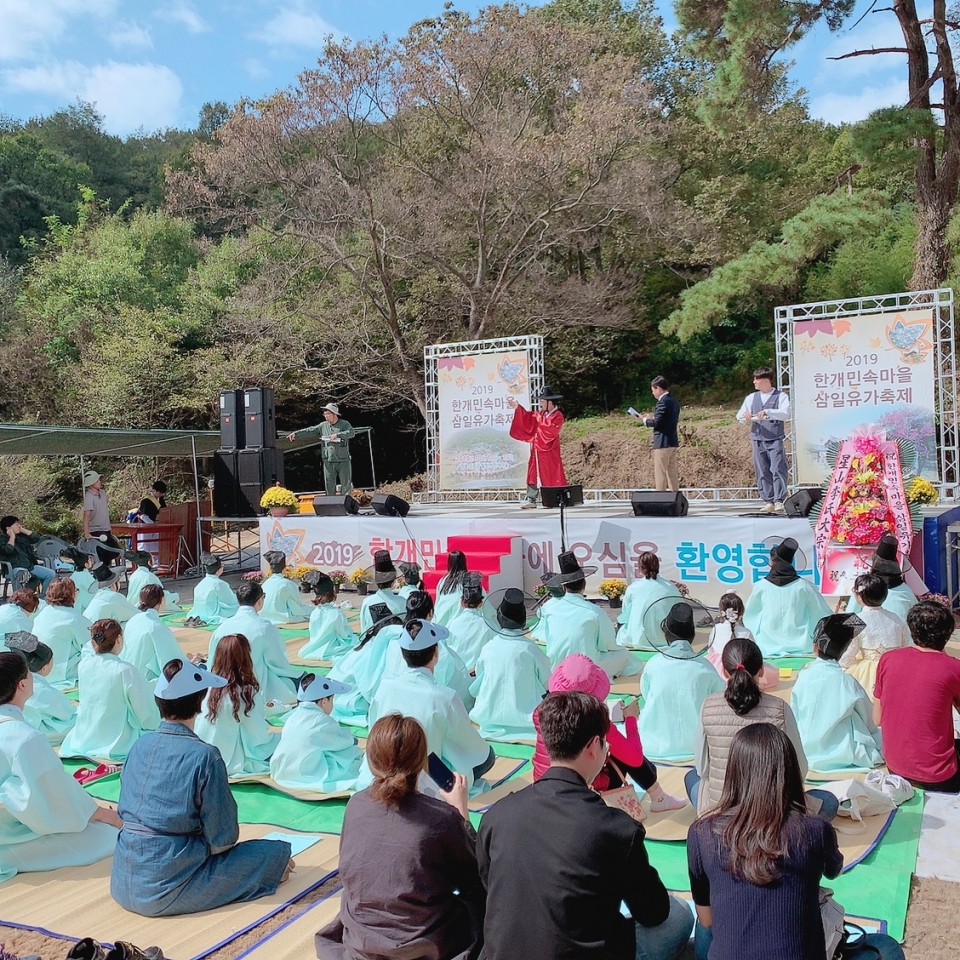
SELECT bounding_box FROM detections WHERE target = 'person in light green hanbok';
[433,550,470,627]
[445,573,498,670]
[847,534,918,623]
[120,585,184,683]
[187,554,239,626]
[29,578,90,689]
[616,551,681,649]
[270,674,361,792]
[5,632,76,745]
[0,589,37,637]
[125,551,182,613]
[260,551,314,625]
[298,571,355,661]
[84,564,138,624]
[60,546,97,616]
[358,550,406,631]
[396,563,423,602]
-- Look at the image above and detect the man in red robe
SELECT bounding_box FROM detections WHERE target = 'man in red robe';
[508,386,567,509]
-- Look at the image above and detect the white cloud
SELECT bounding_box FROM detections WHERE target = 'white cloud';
[108,21,153,51]
[244,58,270,79]
[158,0,209,35]
[3,60,183,134]
[808,79,909,125]
[257,7,344,50]
[0,0,118,61]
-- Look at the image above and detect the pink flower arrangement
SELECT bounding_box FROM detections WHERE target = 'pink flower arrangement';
[830,439,897,546]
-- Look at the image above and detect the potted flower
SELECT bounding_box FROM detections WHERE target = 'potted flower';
[349,567,368,595]
[329,570,348,595]
[598,578,627,609]
[241,570,264,584]
[260,484,300,517]
[906,477,938,506]
[286,564,319,592]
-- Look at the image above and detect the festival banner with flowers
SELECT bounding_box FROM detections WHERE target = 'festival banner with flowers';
[792,309,937,484]
[437,350,532,489]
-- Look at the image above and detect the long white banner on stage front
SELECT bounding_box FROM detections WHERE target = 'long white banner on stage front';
[260,514,818,606]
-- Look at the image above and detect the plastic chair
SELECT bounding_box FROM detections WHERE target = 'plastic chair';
[0,562,33,600]
[34,534,70,570]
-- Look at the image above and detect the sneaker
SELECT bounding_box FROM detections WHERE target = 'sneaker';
[520,501,538,510]
[104,944,164,960]
[648,793,687,813]
[774,501,785,512]
[760,502,776,514]
[66,940,107,960]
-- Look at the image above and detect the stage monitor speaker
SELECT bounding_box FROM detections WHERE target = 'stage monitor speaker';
[541,485,584,509]
[313,495,360,516]
[372,494,410,518]
[236,447,285,517]
[783,487,823,518]
[244,386,276,448]
[212,449,240,517]
[631,491,689,517]
[219,389,245,450]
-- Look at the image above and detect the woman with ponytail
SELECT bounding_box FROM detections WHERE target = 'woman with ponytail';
[315,713,484,960]
[61,619,160,761]
[0,651,120,882]
[119,585,183,682]
[433,550,470,627]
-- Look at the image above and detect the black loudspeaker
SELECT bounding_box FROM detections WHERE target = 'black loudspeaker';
[237,447,285,517]
[244,387,276,448]
[631,491,689,517]
[372,494,410,517]
[783,487,823,518]
[313,495,360,516]
[219,389,245,450]
[212,450,239,517]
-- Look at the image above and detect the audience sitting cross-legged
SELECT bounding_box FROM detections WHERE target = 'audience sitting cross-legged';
[616,552,682,649]
[31,577,91,689]
[120,585,184,683]
[186,553,238,626]
[260,550,314,625]
[298,571,355,661]
[4,631,76,745]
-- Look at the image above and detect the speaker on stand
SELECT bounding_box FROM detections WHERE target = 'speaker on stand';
[219,389,245,450]
[244,387,276,448]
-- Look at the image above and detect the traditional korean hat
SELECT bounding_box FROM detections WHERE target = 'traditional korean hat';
[75,537,104,558]
[538,385,563,401]
[814,613,866,660]
[155,659,227,700]
[4,631,53,672]
[861,533,913,576]
[263,550,287,570]
[760,535,808,571]
[399,562,422,586]
[362,550,398,585]
[641,596,713,659]
[201,552,223,574]
[125,550,152,567]
[323,403,340,416]
[59,546,84,567]
[547,551,598,588]
[481,587,541,635]
[91,562,121,589]
[461,571,484,604]
[548,653,611,700]
[540,570,564,600]
[303,570,335,595]
[297,672,351,701]
[399,619,450,651]
[356,603,403,646]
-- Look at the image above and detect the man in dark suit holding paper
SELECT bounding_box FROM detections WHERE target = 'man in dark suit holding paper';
[633,376,680,492]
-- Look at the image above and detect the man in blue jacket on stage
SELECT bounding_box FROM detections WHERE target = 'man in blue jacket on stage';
[634,376,681,492]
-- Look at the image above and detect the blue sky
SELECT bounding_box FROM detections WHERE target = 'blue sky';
[0,0,909,136]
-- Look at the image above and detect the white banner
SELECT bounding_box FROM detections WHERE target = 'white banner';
[261,515,819,607]
[436,349,532,489]
[792,309,938,484]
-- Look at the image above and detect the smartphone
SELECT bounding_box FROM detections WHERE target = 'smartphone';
[427,752,456,792]
[610,699,625,724]
[627,406,640,418]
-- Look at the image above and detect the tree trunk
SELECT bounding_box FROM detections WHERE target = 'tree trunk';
[912,184,954,290]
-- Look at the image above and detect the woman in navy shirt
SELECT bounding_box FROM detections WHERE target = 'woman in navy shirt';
[687,723,903,960]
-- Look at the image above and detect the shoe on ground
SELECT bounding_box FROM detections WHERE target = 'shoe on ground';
[104,943,164,960]
[774,501,785,512]
[520,501,537,510]
[66,939,106,960]
[760,502,776,514]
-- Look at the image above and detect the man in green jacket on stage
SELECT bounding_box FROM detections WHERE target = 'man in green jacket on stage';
[287,403,356,496]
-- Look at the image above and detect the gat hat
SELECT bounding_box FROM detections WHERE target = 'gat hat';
[399,619,450,651]
[481,587,541,635]
[461,571,484,604]
[538,385,562,401]
[263,550,287,569]
[82,470,101,487]
[201,552,223,574]
[91,563,120,589]
[362,550,398,585]
[74,538,99,558]
[399,562,422,586]
[59,546,84,566]
[303,570,335,595]
[540,571,564,600]
[814,613,866,660]
[862,533,913,576]
[323,403,340,416]
[155,660,227,700]
[356,603,403,646]
[641,596,713,659]
[548,653,610,700]
[297,672,351,701]
[4,631,53,672]
[761,535,808,571]
[125,550,152,566]
[547,550,598,588]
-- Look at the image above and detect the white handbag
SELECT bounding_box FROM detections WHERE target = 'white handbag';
[820,778,896,824]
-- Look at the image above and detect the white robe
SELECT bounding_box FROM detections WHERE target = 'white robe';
[23,673,76,745]
[120,608,184,682]
[31,604,91,688]
[260,574,314,625]
[60,653,160,761]
[269,702,361,792]
[0,605,31,636]
[743,577,832,657]
[383,635,475,710]
[84,589,139,625]
[446,607,498,670]
[359,588,406,632]
[848,582,917,622]
[616,577,682,649]
[469,631,551,741]
[432,577,465,628]
[70,570,96,615]
[0,705,117,882]
[187,575,239,626]
[298,603,355,661]
[194,690,279,776]
[530,595,563,644]
[126,566,182,613]
[544,593,640,678]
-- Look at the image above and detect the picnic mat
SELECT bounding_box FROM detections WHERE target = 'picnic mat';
[0,826,341,960]
[227,773,353,802]
[236,890,343,960]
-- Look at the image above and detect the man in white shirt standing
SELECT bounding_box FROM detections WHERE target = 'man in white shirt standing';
[736,366,791,514]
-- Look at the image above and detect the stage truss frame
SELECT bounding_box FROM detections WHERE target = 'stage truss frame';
[423,335,544,502]
[775,288,958,500]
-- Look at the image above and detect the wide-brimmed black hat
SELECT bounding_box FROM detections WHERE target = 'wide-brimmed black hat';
[361,549,399,585]
[4,631,53,672]
[540,570,564,599]
[91,562,120,589]
[761,535,808,571]
[547,551,598,588]
[461,571,484,604]
[303,570,335,595]
[356,602,403,646]
[538,385,563,401]
[814,613,866,660]
[481,587,541,635]
[641,596,713,659]
[860,533,913,576]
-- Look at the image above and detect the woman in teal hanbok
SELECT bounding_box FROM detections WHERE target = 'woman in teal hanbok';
[60,546,97,616]
[445,573,498,670]
[30,577,90,689]
[433,550,470,627]
[5,632,76,745]
[260,551,314,625]
[186,554,238,626]
[0,589,38,637]
[120,584,184,682]
[298,571,355,661]
[84,564,139,625]
[125,550,182,613]
[617,552,682,649]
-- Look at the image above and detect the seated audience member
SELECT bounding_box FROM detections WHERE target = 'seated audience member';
[544,552,639,678]
[875,600,960,793]
[791,615,883,772]
[359,551,406,631]
[315,714,483,960]
[743,538,831,657]
[532,654,685,811]
[530,571,564,645]
[686,638,838,819]
[616,551,681,649]
[469,589,551,741]
[705,592,778,690]
[848,534,917,622]
[194,633,278,776]
[270,674,361,793]
[5,632,76,744]
[445,573,498,669]
[362,620,494,789]
[687,723,904,960]
[433,549,471,627]
[31,578,91,689]
[84,563,138,624]
[395,562,423,601]
[639,603,725,761]
[125,550,182,613]
[478,691,693,960]
[187,553,238,626]
[260,550,313,625]
[298,571,355,661]
[208,582,301,705]
[120,585,184,683]
[0,516,54,597]
[111,658,294,916]
[0,588,39,636]
[60,619,160,761]
[840,573,910,699]
[0,650,120,882]
[61,546,97,616]
[327,604,404,727]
